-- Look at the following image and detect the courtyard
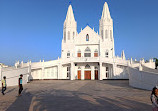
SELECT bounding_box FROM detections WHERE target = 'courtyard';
[0,80,152,111]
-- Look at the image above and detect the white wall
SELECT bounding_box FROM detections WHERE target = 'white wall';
[114,65,129,79]
[31,68,42,79]
[0,67,29,87]
[128,67,158,90]
[142,62,155,69]
[44,66,58,79]
[142,65,158,74]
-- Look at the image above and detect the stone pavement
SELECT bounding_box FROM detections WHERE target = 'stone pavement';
[0,80,152,111]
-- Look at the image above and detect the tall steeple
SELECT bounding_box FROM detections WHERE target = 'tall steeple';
[63,4,77,43]
[101,2,111,19]
[99,2,113,41]
[62,4,77,59]
[121,50,126,60]
[65,5,75,22]
[99,2,115,58]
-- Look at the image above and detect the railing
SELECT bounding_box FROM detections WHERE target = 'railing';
[73,57,100,62]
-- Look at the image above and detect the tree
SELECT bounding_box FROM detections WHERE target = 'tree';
[154,58,158,69]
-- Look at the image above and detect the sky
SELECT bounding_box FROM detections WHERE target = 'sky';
[0,0,158,66]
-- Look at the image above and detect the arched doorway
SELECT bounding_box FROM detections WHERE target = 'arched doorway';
[77,67,81,80]
[84,64,91,80]
[95,67,98,80]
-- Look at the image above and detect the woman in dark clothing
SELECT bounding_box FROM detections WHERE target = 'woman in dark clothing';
[18,74,23,96]
[151,86,158,111]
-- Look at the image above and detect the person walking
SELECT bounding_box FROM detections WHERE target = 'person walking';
[18,74,23,96]
[1,76,7,95]
[151,86,158,111]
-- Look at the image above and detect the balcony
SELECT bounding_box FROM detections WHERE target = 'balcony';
[73,57,100,62]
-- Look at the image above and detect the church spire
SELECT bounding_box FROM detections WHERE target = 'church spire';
[101,2,111,19]
[121,50,126,60]
[63,4,77,43]
[65,5,75,22]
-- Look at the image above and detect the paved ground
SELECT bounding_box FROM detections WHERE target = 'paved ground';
[0,80,152,111]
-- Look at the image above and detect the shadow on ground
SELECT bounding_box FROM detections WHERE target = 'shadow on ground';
[6,88,33,111]
[98,80,131,89]
[6,88,151,111]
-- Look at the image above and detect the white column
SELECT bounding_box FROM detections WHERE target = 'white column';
[70,62,75,80]
[42,60,45,79]
[113,63,116,79]
[81,66,84,80]
[99,62,103,80]
[57,64,61,79]
[27,64,31,82]
[91,66,95,80]
[74,66,77,80]
[139,63,142,71]
[110,67,113,79]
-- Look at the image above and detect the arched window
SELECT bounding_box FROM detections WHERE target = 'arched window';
[73,32,75,39]
[78,67,81,70]
[95,67,98,70]
[77,49,81,57]
[85,47,91,52]
[67,51,70,58]
[68,31,70,40]
[105,30,108,39]
[64,31,66,42]
[84,47,91,57]
[110,30,112,41]
[86,34,89,41]
[85,64,91,69]
[94,49,98,57]
[105,50,109,58]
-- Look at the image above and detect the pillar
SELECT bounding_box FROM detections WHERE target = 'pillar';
[27,64,31,82]
[113,63,116,79]
[91,66,95,80]
[57,64,61,79]
[81,66,84,80]
[42,60,45,79]
[139,63,142,71]
[99,62,103,80]
[74,66,77,80]
[70,62,75,80]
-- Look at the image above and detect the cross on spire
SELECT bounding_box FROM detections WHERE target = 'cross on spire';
[69,1,72,4]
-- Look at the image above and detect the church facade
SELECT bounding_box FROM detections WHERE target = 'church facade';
[60,2,128,80]
[15,2,155,80]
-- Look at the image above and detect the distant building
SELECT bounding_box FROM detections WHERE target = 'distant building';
[15,2,155,80]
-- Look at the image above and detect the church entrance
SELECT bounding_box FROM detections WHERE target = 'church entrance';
[95,70,98,80]
[95,67,98,80]
[84,71,91,80]
[77,70,81,80]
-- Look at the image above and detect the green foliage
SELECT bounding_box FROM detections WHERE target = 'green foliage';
[154,58,158,69]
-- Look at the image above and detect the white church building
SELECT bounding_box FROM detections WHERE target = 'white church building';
[15,2,155,80]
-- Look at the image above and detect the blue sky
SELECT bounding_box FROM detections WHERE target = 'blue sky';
[0,0,158,65]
